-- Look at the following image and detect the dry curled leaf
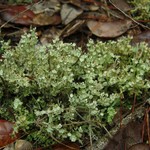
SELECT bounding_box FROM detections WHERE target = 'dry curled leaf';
[0,120,19,147]
[29,0,60,15]
[3,143,14,150]
[131,30,150,47]
[128,143,149,150]
[61,20,85,37]
[61,4,83,25]
[111,0,131,12]
[87,19,132,38]
[15,140,33,150]
[103,121,144,150]
[0,5,35,25]
[33,13,61,26]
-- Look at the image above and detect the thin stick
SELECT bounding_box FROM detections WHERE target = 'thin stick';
[109,0,150,30]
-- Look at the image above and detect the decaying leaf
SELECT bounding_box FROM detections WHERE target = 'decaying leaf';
[111,0,131,12]
[128,143,149,150]
[131,30,150,47]
[103,121,143,150]
[15,140,33,150]
[87,19,132,38]
[0,5,35,25]
[61,20,85,37]
[61,4,83,25]
[3,143,14,150]
[33,13,61,26]
[0,120,19,147]
[29,0,60,15]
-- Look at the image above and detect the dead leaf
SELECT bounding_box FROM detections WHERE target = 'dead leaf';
[29,0,60,15]
[33,13,61,26]
[103,121,143,150]
[131,30,150,47]
[0,5,35,25]
[0,120,19,147]
[15,140,33,150]
[61,20,85,37]
[108,9,126,20]
[3,143,14,150]
[87,19,132,38]
[61,4,83,25]
[111,0,131,12]
[128,143,149,150]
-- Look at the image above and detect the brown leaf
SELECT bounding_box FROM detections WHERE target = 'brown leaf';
[111,0,131,12]
[15,140,33,150]
[87,19,132,38]
[128,143,149,150]
[0,120,19,147]
[131,30,150,47]
[61,20,85,37]
[61,4,83,25]
[33,13,61,26]
[0,5,35,25]
[29,0,60,15]
[103,121,144,150]
[3,143,14,150]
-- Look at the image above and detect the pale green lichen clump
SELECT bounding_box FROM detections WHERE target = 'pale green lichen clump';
[0,29,150,146]
[129,0,150,20]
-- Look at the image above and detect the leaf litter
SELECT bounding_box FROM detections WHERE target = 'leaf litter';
[0,0,150,150]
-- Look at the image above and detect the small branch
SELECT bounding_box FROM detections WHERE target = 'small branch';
[109,0,150,30]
